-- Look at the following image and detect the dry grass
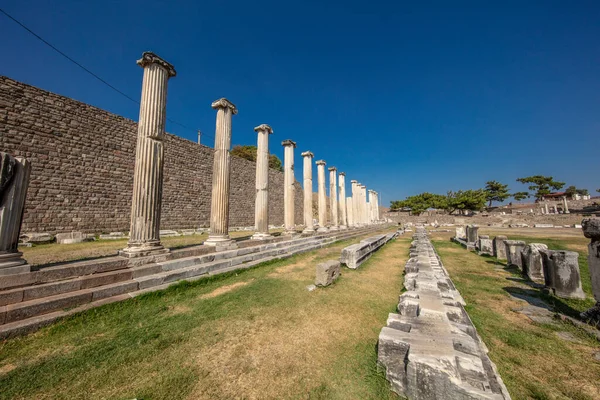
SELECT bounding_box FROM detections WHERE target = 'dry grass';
[1,229,408,400]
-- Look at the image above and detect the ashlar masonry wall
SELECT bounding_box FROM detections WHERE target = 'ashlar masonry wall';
[0,76,303,234]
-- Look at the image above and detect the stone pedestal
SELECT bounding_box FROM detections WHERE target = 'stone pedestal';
[316,160,328,232]
[455,226,466,240]
[542,250,586,299]
[282,140,297,235]
[522,243,548,282]
[121,52,175,258]
[205,98,238,248]
[493,235,507,259]
[251,124,273,240]
[301,151,315,233]
[466,225,479,243]
[478,236,493,256]
[338,172,347,229]
[581,219,600,322]
[328,167,339,231]
[0,153,32,275]
[504,240,527,270]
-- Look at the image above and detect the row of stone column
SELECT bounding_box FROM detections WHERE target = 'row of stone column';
[114,51,381,257]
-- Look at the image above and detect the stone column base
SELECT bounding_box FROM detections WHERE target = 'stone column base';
[119,243,169,258]
[302,227,316,234]
[0,252,30,276]
[339,225,348,230]
[283,230,300,237]
[317,226,329,233]
[204,235,238,250]
[329,226,339,231]
[250,233,273,240]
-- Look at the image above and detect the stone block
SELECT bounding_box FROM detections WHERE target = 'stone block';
[521,243,548,283]
[99,232,127,240]
[19,232,54,244]
[478,238,493,256]
[504,240,526,270]
[315,260,341,287]
[466,225,479,243]
[493,236,507,259]
[542,250,586,299]
[22,279,82,301]
[455,226,466,239]
[5,291,93,323]
[55,232,86,244]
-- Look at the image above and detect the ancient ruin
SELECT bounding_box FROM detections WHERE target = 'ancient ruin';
[581,218,600,323]
[251,124,273,240]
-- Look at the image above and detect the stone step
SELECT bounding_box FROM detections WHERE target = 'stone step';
[0,225,390,337]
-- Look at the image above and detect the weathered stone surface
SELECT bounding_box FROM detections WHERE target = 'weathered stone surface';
[521,243,548,282]
[340,234,387,269]
[378,228,509,400]
[315,260,341,287]
[19,232,53,244]
[455,226,466,240]
[542,250,586,299]
[581,219,600,323]
[55,232,87,244]
[504,240,526,270]
[478,238,494,256]
[493,236,507,259]
[466,225,479,243]
[582,218,600,240]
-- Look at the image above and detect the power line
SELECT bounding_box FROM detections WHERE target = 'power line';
[0,7,209,140]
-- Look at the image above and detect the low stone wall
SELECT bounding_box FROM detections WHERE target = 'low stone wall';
[378,227,510,399]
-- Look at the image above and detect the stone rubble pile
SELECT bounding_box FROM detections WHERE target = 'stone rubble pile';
[378,227,510,399]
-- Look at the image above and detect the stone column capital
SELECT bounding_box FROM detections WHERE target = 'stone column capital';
[301,151,314,158]
[350,180,357,184]
[137,52,176,77]
[339,172,345,176]
[316,160,326,166]
[211,98,238,114]
[328,167,337,172]
[281,139,297,148]
[254,124,273,134]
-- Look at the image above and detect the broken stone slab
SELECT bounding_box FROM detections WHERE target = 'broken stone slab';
[521,243,548,283]
[493,236,507,259]
[55,232,91,245]
[315,260,341,287]
[159,230,181,237]
[504,240,526,270]
[541,250,586,300]
[19,233,54,244]
[99,232,128,240]
[340,234,387,269]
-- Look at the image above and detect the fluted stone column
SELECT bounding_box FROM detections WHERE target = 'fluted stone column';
[251,124,273,240]
[121,52,176,258]
[205,98,238,247]
[351,180,359,227]
[282,140,297,235]
[338,172,347,229]
[316,160,328,232]
[302,151,315,233]
[545,202,549,214]
[328,167,339,231]
[374,191,380,221]
[361,185,367,225]
[346,196,354,228]
[0,153,32,275]
[563,197,570,214]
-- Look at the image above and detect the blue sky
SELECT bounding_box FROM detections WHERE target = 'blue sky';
[2,0,599,206]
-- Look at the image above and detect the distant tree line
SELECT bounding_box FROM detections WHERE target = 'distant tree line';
[390,175,594,215]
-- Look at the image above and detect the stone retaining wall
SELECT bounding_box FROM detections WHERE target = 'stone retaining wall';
[0,76,303,234]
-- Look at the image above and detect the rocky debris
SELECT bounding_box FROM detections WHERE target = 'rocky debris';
[315,260,341,287]
[378,227,510,400]
[19,233,54,244]
[521,244,548,283]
